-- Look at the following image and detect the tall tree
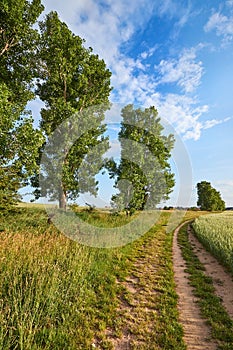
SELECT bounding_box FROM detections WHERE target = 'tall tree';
[0,0,45,209]
[108,104,175,212]
[197,181,225,211]
[36,12,112,209]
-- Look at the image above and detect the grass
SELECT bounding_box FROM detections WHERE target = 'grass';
[178,223,233,350]
[0,208,121,349]
[0,207,209,349]
[104,213,186,349]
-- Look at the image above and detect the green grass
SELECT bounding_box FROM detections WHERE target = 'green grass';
[178,223,233,350]
[0,207,207,349]
[106,213,187,349]
[0,208,121,349]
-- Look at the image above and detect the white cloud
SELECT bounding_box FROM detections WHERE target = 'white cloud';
[42,0,154,65]
[143,93,209,141]
[155,48,204,93]
[41,0,230,141]
[204,10,233,43]
[105,140,121,158]
[141,46,158,60]
[202,117,231,129]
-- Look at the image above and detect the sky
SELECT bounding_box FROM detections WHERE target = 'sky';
[30,0,233,207]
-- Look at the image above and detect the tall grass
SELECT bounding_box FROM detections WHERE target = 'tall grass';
[0,208,122,349]
[0,207,204,349]
[192,211,233,273]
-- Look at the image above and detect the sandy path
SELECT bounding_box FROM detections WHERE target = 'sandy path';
[173,222,217,350]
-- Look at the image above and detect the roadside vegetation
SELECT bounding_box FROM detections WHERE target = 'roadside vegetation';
[0,206,203,349]
[192,212,233,273]
[178,223,233,349]
[1,2,231,349]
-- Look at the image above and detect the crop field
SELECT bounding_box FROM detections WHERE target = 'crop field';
[192,211,233,273]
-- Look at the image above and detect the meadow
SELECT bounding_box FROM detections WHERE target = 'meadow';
[192,211,233,273]
[0,206,209,349]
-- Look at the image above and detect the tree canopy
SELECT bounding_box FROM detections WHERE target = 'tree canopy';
[36,12,112,209]
[197,181,225,211]
[108,105,175,212]
[1,4,178,212]
[0,4,112,210]
[0,0,45,210]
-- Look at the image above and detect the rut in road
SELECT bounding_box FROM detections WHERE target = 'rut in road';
[187,226,233,319]
[173,221,233,349]
[173,222,217,350]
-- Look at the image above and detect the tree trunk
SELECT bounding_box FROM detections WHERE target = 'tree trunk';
[59,188,67,210]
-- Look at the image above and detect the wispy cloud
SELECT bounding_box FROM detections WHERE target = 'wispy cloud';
[155,48,204,93]
[41,0,230,141]
[204,3,233,44]
[202,117,231,129]
[144,93,209,141]
[141,46,158,60]
[42,0,155,65]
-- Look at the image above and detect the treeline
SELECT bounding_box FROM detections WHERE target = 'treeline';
[0,0,176,212]
[0,0,111,210]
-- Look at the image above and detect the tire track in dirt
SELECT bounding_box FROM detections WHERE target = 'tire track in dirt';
[188,225,233,319]
[108,257,160,350]
[173,222,217,350]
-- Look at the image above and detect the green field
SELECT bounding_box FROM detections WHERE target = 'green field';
[0,207,214,349]
[0,206,204,350]
[192,211,233,273]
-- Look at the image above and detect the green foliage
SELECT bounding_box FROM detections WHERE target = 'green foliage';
[36,12,112,209]
[0,207,192,349]
[197,181,225,211]
[108,104,175,211]
[0,7,112,210]
[0,0,45,210]
[0,0,44,84]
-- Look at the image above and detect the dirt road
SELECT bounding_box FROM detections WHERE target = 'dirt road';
[173,222,233,349]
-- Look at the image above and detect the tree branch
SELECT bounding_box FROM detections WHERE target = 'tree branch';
[0,37,17,56]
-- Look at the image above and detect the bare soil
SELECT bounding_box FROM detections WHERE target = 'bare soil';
[173,222,233,349]
[188,226,233,319]
[173,222,217,349]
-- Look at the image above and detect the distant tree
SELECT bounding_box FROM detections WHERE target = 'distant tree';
[0,0,45,210]
[108,105,175,211]
[197,181,225,211]
[35,12,112,209]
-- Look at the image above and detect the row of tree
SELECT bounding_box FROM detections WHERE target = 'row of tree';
[0,0,175,211]
[0,0,114,210]
[0,1,226,213]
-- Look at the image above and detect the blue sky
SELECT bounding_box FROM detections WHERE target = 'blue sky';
[30,0,233,207]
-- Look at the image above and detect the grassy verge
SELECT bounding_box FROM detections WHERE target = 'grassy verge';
[178,223,233,350]
[0,207,207,349]
[0,208,122,349]
[103,212,186,349]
